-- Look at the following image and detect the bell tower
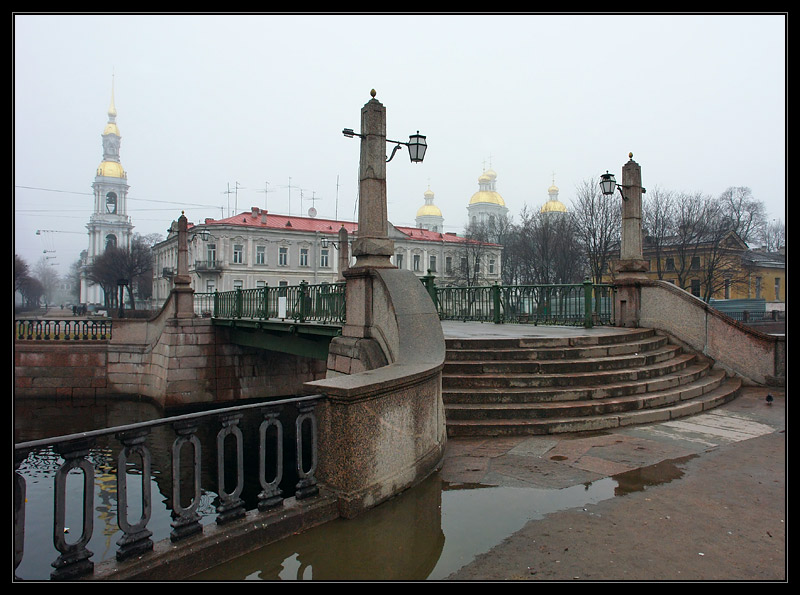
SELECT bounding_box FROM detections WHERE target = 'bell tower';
[80,77,135,305]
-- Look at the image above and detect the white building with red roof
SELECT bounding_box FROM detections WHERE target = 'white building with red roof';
[151,204,502,305]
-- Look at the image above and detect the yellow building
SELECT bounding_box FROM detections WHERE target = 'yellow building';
[605,231,785,305]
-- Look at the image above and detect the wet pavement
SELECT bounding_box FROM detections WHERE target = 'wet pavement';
[440,386,786,581]
[437,322,786,581]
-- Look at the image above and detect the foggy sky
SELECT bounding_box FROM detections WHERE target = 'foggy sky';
[14,13,786,276]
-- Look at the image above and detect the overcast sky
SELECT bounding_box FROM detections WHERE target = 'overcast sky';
[14,13,786,276]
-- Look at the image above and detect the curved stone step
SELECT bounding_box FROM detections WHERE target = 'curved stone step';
[443,344,682,376]
[442,352,696,389]
[445,334,669,362]
[445,377,742,437]
[444,328,655,352]
[445,369,728,420]
[442,362,712,404]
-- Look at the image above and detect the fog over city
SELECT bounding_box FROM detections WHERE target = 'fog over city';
[14,14,786,276]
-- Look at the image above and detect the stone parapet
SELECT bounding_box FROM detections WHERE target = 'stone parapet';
[639,279,785,386]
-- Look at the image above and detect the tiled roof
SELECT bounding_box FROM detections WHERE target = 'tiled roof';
[192,207,493,246]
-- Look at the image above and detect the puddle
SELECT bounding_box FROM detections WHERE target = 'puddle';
[191,455,694,581]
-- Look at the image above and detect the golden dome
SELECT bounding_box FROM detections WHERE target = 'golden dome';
[417,204,443,217]
[548,184,559,194]
[541,198,567,213]
[103,122,120,136]
[97,161,126,178]
[469,190,505,206]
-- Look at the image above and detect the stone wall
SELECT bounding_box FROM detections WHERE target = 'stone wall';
[639,279,785,386]
[15,294,327,409]
[305,268,447,518]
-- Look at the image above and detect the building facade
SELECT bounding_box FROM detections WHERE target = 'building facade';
[152,206,503,305]
[604,231,786,307]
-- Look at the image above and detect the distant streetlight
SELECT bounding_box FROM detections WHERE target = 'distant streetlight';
[117,278,128,318]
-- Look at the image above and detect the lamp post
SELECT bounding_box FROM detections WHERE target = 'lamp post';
[117,278,128,318]
[342,89,426,268]
[600,153,649,327]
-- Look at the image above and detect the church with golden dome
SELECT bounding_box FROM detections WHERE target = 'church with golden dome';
[540,178,568,215]
[414,187,444,232]
[467,167,509,228]
[80,79,135,304]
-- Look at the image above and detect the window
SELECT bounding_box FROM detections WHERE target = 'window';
[207,244,217,264]
[489,258,496,275]
[256,245,266,265]
[429,255,437,273]
[724,278,731,299]
[755,277,762,299]
[300,247,309,267]
[691,256,701,270]
[206,280,215,293]
[233,244,243,264]
[256,280,266,288]
[665,258,675,272]
[445,256,452,275]
[396,253,404,269]
[320,248,330,268]
[775,278,781,301]
[413,254,421,272]
[279,246,288,266]
[233,279,243,290]
[691,279,700,297]
[460,257,468,273]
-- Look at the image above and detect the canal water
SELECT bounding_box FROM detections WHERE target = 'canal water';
[14,398,684,581]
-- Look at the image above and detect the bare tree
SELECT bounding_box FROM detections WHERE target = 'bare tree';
[643,186,676,280]
[85,234,154,311]
[718,186,767,245]
[506,205,584,285]
[572,178,620,285]
[757,218,786,252]
[457,221,495,287]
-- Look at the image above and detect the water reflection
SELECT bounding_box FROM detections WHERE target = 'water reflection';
[16,399,694,581]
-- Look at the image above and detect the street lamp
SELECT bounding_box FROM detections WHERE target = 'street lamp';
[117,278,128,318]
[599,171,627,200]
[341,129,427,164]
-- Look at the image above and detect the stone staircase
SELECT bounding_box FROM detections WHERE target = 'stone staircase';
[443,328,742,437]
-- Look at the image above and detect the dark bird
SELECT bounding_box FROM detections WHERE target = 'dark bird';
[766,393,774,405]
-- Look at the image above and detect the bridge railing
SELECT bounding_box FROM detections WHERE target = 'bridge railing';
[202,279,615,328]
[15,319,112,341]
[195,282,346,324]
[425,278,616,327]
[14,395,324,581]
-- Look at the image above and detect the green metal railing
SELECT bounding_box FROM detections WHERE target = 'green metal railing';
[422,276,615,328]
[196,282,346,324]
[202,279,615,329]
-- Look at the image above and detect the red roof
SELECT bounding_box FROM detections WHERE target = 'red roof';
[191,207,492,246]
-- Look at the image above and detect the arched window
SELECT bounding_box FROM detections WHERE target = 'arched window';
[105,234,117,250]
[105,192,118,214]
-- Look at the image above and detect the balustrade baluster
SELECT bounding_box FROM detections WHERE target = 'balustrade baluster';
[14,450,28,575]
[257,407,284,511]
[170,419,203,542]
[115,428,154,561]
[294,401,319,500]
[215,412,246,523]
[51,438,95,580]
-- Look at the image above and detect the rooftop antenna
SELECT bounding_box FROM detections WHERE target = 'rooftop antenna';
[256,181,276,211]
[335,175,340,221]
[222,184,234,217]
[233,181,245,214]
